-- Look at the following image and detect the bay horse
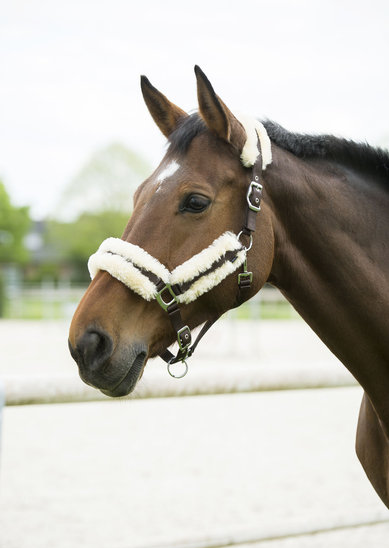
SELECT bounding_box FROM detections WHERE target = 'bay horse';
[69,66,389,509]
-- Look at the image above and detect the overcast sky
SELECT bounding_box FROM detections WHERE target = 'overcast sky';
[1,0,388,219]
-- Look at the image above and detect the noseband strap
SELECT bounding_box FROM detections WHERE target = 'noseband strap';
[88,232,247,304]
[88,121,269,376]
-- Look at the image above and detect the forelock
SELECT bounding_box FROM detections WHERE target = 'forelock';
[167,113,208,155]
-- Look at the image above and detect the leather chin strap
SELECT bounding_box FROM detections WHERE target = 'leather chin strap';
[158,141,263,377]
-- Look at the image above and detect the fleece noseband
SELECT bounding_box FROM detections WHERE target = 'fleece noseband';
[88,232,247,306]
[88,119,271,377]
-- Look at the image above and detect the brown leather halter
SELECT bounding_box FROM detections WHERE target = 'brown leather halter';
[157,141,264,377]
[88,139,264,378]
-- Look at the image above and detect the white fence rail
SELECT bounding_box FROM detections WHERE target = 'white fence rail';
[0,284,356,407]
[5,282,87,320]
[4,283,298,321]
[1,316,357,406]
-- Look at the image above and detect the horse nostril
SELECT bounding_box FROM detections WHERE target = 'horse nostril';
[75,328,113,372]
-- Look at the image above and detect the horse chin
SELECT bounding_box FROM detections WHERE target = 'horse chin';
[99,345,148,398]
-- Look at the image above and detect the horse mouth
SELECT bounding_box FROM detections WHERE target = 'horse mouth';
[101,351,147,397]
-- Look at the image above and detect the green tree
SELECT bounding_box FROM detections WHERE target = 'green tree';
[0,181,31,264]
[43,142,150,282]
[55,143,150,220]
[47,210,130,282]
[0,181,31,316]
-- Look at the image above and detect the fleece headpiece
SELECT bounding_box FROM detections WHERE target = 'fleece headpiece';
[238,115,272,169]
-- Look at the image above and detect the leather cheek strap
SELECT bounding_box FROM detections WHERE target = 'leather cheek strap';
[159,141,264,369]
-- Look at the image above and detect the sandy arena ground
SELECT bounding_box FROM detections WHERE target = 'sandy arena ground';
[0,320,388,547]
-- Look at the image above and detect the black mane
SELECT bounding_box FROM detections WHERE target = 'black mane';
[263,120,389,180]
[167,114,389,181]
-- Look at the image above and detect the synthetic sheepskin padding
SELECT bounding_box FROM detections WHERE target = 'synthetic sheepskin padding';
[88,232,245,303]
[91,237,170,282]
[237,114,272,170]
[177,249,246,304]
[170,232,242,285]
[88,251,159,301]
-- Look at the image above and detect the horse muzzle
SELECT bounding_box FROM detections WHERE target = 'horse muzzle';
[68,327,147,397]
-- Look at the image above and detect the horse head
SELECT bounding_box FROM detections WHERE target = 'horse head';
[68,66,275,396]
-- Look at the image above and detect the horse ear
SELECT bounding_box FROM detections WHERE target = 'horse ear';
[140,75,188,138]
[194,65,246,150]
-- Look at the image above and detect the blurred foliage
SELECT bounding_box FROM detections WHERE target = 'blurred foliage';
[46,209,130,282]
[56,142,150,220]
[25,141,150,283]
[0,180,31,264]
[0,271,4,316]
[0,180,31,316]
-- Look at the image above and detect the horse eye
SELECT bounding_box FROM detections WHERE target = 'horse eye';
[180,194,211,213]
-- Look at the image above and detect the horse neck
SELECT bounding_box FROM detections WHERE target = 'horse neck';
[266,145,389,425]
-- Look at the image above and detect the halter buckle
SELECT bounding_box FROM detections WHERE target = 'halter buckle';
[156,283,178,311]
[238,257,253,289]
[177,325,192,353]
[238,271,253,288]
[246,181,263,212]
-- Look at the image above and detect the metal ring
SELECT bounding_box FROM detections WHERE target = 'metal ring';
[167,360,189,379]
[237,231,253,252]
